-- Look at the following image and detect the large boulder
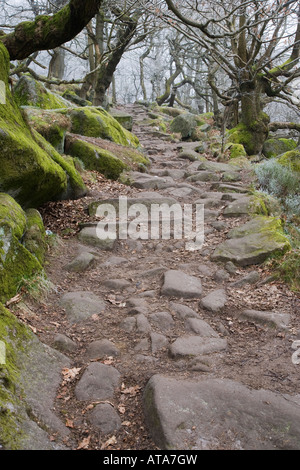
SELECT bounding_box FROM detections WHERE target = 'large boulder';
[23,107,71,154]
[211,215,291,266]
[59,106,140,147]
[0,43,86,207]
[13,74,71,109]
[263,138,297,159]
[0,193,46,303]
[143,375,300,450]
[65,134,149,180]
[0,303,70,449]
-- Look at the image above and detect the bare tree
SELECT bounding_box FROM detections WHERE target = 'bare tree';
[159,0,300,153]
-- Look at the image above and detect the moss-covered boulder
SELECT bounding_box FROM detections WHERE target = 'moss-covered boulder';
[211,215,291,266]
[59,107,139,147]
[65,134,149,180]
[13,75,71,109]
[0,302,71,449]
[170,113,199,139]
[225,143,247,159]
[0,43,86,207]
[276,149,300,173]
[262,138,297,159]
[0,194,44,303]
[226,123,256,155]
[23,107,71,153]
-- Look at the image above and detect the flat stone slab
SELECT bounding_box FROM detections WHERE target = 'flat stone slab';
[60,291,106,323]
[169,335,227,359]
[89,194,179,216]
[129,172,175,190]
[199,289,227,313]
[75,363,121,401]
[223,196,265,217]
[161,270,203,298]
[143,376,300,450]
[78,226,116,250]
[85,339,120,359]
[239,309,291,330]
[211,232,290,266]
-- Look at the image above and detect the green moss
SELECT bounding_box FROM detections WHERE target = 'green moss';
[13,75,68,110]
[61,107,139,147]
[67,139,128,180]
[276,150,300,173]
[23,108,71,153]
[0,193,44,303]
[227,123,256,155]
[263,138,297,159]
[225,143,247,159]
[0,43,69,208]
[275,249,300,292]
[33,131,86,199]
[23,209,46,265]
[0,303,32,449]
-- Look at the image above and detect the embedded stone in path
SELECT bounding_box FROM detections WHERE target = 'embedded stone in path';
[169,335,227,359]
[89,403,122,434]
[78,226,116,250]
[75,363,121,401]
[161,270,203,298]
[103,278,131,291]
[149,311,175,332]
[64,251,96,273]
[169,302,200,320]
[85,339,120,360]
[239,309,290,330]
[200,289,227,313]
[211,230,290,266]
[223,196,266,218]
[60,291,106,323]
[129,172,175,190]
[150,332,169,353]
[185,318,220,337]
[143,376,300,450]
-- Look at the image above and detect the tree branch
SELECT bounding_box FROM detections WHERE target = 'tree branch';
[1,0,103,60]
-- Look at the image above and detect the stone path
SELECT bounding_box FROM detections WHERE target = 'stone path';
[39,103,300,450]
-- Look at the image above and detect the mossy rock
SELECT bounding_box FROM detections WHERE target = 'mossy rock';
[33,131,87,200]
[62,89,92,107]
[23,209,46,265]
[0,302,71,449]
[65,137,128,180]
[225,143,247,159]
[59,106,139,147]
[0,43,81,208]
[226,124,256,155]
[154,106,185,118]
[0,193,43,303]
[170,113,198,139]
[263,138,297,159]
[65,134,149,181]
[13,75,71,110]
[22,107,71,153]
[211,215,291,266]
[276,149,300,173]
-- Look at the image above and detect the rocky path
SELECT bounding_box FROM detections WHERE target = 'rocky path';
[27,103,300,450]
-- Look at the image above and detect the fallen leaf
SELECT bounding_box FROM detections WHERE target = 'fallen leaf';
[118,404,126,414]
[65,418,74,428]
[77,436,91,450]
[121,385,141,396]
[62,367,81,385]
[101,436,117,449]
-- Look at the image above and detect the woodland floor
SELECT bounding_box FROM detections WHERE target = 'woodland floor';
[13,103,300,451]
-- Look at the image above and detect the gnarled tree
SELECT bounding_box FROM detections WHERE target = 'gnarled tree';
[162,0,300,154]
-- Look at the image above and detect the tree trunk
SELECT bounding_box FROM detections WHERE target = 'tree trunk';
[48,47,65,80]
[239,79,269,154]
